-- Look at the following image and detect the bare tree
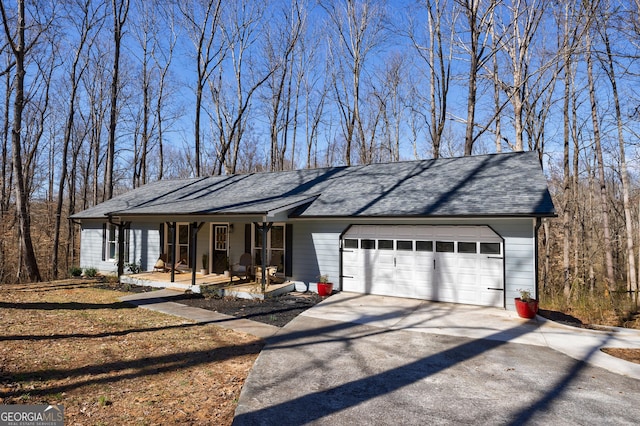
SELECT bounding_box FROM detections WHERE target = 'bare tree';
[0,0,50,281]
[498,0,546,151]
[584,0,615,294]
[104,0,129,200]
[82,40,110,207]
[179,0,224,177]
[320,0,387,165]
[406,0,454,158]
[152,2,177,181]
[263,0,305,171]
[559,0,583,297]
[210,0,274,175]
[52,0,105,279]
[598,9,637,296]
[454,0,499,156]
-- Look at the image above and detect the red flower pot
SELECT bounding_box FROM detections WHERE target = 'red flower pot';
[317,282,333,297]
[515,298,539,319]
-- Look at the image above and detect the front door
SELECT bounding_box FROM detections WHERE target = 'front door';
[212,225,228,274]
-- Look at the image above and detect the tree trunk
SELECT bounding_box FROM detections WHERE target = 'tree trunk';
[106,0,129,200]
[601,25,637,296]
[585,20,615,294]
[1,0,41,282]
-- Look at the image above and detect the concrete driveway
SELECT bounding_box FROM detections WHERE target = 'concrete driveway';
[233,292,640,425]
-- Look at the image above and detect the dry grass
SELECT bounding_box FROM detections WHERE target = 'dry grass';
[541,288,640,329]
[0,280,264,425]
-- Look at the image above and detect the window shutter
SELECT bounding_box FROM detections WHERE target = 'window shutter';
[285,224,293,277]
[101,223,107,261]
[244,223,251,254]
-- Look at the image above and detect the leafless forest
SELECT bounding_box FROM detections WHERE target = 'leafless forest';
[0,0,639,317]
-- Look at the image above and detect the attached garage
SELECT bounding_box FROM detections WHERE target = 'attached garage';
[342,225,505,307]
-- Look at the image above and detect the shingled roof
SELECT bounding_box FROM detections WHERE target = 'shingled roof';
[71,151,555,220]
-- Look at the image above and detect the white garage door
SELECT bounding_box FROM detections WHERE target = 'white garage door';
[342,225,504,307]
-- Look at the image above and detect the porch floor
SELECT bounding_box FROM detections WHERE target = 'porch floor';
[120,271,294,299]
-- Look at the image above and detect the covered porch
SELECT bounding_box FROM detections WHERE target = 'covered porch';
[120,271,295,299]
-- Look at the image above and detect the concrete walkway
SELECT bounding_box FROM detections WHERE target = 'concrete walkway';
[118,289,279,339]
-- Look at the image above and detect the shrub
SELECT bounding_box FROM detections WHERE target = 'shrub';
[84,267,98,278]
[69,266,82,277]
[126,261,141,274]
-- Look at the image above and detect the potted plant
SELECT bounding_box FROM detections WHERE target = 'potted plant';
[515,289,538,319]
[317,274,333,297]
[201,253,209,275]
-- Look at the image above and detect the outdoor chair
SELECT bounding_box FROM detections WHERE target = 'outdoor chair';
[153,253,169,272]
[231,253,253,280]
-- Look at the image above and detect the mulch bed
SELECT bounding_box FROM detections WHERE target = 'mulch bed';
[98,279,324,328]
[177,293,323,327]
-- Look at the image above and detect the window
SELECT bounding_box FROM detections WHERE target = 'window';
[458,242,477,254]
[361,239,375,249]
[480,242,501,255]
[436,241,454,252]
[104,224,130,262]
[270,225,285,272]
[166,223,190,266]
[106,224,117,261]
[378,239,393,250]
[253,224,286,272]
[344,239,358,249]
[215,226,228,251]
[396,240,413,251]
[416,241,433,252]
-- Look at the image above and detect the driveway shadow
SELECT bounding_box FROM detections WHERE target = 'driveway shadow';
[233,302,640,425]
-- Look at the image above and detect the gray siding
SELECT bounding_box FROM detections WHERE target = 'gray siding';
[79,221,113,274]
[134,222,161,271]
[291,221,350,291]
[80,220,160,275]
[488,219,536,311]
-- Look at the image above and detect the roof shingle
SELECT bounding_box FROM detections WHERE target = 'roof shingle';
[72,151,555,219]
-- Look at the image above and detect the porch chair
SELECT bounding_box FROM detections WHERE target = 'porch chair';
[231,253,253,280]
[153,253,169,272]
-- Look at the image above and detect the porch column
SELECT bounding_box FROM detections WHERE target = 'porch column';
[190,222,205,288]
[169,222,176,283]
[116,221,130,280]
[254,221,273,293]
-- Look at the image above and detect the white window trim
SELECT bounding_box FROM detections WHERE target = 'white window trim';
[252,223,286,272]
[104,224,130,263]
[165,222,190,266]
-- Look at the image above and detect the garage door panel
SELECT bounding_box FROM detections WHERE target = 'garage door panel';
[342,225,504,307]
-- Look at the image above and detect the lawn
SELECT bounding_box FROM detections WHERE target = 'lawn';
[0,280,264,425]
